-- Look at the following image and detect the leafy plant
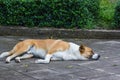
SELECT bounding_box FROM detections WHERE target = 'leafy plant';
[99,0,118,29]
[0,0,100,29]
[114,1,120,28]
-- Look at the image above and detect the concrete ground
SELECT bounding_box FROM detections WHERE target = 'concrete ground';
[0,36,120,80]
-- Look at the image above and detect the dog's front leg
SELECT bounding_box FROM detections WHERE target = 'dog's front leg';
[35,54,52,64]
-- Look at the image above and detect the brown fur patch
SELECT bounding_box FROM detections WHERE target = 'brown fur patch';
[79,45,94,58]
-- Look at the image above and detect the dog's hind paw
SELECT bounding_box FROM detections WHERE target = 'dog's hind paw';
[15,57,21,63]
[6,57,11,63]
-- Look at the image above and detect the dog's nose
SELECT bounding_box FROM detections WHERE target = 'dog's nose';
[95,54,100,60]
[91,54,100,60]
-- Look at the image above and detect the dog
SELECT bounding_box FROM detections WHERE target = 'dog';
[0,39,100,63]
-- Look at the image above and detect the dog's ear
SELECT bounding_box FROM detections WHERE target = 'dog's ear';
[79,45,85,53]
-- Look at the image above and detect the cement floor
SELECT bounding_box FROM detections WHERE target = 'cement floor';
[0,36,120,80]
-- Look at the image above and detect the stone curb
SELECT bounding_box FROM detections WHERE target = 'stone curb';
[0,27,120,39]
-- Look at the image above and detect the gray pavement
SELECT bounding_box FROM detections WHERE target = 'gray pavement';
[0,36,120,80]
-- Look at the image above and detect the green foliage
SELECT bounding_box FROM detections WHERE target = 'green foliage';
[114,1,120,28]
[0,0,100,29]
[100,0,116,21]
[99,0,118,29]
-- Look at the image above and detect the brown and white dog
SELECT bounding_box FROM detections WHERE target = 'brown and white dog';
[0,39,100,63]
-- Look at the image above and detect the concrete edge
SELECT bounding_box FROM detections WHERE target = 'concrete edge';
[0,27,120,39]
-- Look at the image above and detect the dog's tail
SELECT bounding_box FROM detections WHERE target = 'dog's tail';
[0,43,19,59]
[0,40,34,59]
[0,47,16,59]
[0,52,12,59]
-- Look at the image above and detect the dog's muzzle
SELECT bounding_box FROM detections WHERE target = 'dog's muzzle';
[91,54,100,60]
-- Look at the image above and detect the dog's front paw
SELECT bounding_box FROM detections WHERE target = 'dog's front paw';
[35,59,49,64]
[15,57,21,63]
[35,59,42,63]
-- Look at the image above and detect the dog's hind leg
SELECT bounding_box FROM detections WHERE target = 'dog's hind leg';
[5,41,33,63]
[15,54,33,63]
[5,46,31,63]
[5,49,27,63]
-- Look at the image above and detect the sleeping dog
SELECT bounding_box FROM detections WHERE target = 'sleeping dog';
[0,39,100,63]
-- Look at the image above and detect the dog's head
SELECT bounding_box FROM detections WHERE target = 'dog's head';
[79,45,100,60]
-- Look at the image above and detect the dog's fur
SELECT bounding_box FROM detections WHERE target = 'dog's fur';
[0,39,100,63]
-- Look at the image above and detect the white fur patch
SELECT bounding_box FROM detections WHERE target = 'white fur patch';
[28,47,46,58]
[51,42,88,61]
[0,52,9,58]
